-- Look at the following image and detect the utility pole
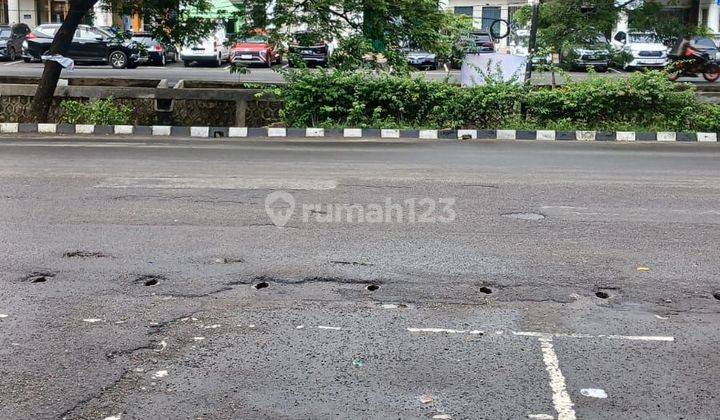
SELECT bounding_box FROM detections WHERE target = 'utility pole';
[524,0,540,83]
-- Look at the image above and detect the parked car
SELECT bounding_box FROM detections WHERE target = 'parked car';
[288,32,330,67]
[469,30,496,53]
[230,34,281,67]
[22,24,148,69]
[508,29,552,68]
[406,50,437,70]
[0,23,30,61]
[131,32,178,66]
[562,34,611,72]
[612,31,669,70]
[180,27,230,67]
[686,36,719,60]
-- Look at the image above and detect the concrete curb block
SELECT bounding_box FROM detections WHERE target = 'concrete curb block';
[0,124,718,143]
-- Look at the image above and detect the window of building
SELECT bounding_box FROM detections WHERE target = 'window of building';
[37,0,69,24]
[454,6,473,17]
[1,0,8,25]
[481,6,501,31]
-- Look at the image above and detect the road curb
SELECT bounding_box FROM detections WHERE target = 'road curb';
[0,123,718,143]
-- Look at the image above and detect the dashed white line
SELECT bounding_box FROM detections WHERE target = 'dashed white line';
[512,331,674,342]
[539,338,576,420]
[317,325,342,330]
[407,327,484,334]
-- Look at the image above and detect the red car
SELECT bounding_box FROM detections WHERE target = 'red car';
[230,35,281,67]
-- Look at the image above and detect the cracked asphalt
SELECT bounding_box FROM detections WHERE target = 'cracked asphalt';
[0,138,719,420]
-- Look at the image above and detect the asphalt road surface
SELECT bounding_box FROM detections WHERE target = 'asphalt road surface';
[2,60,711,85]
[0,137,719,420]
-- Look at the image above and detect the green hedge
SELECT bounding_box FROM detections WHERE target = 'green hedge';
[277,69,720,132]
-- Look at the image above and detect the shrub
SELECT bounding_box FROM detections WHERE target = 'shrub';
[277,69,720,132]
[59,98,132,125]
[279,69,525,129]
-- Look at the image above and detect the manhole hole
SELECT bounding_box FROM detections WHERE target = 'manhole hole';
[24,272,55,283]
[502,212,546,221]
[479,286,493,294]
[595,291,610,299]
[713,291,720,301]
[366,284,380,292]
[134,274,165,287]
[253,281,269,290]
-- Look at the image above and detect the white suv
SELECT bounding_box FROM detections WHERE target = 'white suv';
[180,26,230,67]
[612,31,669,70]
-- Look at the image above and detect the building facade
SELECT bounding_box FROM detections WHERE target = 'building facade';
[445,0,720,36]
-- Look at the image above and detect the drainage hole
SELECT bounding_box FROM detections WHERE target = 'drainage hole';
[253,282,269,290]
[366,284,380,292]
[144,279,158,286]
[595,291,610,299]
[713,291,720,301]
[479,286,493,294]
[30,276,48,283]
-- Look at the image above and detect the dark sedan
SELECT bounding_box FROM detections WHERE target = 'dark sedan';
[22,24,148,69]
[0,23,30,61]
[131,32,178,66]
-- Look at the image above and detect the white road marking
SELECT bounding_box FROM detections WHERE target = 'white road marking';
[539,338,576,420]
[96,177,337,190]
[151,370,168,379]
[82,318,103,323]
[103,415,122,420]
[193,337,205,341]
[580,388,608,399]
[0,314,8,318]
[512,331,674,342]
[528,415,554,419]
[317,325,342,330]
[3,60,23,66]
[408,327,469,334]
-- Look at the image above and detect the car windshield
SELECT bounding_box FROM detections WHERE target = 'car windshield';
[0,29,10,38]
[239,36,267,44]
[629,33,659,43]
[132,36,156,47]
[36,26,59,37]
[693,38,717,49]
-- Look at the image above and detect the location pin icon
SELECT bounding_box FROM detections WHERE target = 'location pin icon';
[265,191,296,227]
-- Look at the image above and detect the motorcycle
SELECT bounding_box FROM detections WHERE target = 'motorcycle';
[667,44,720,82]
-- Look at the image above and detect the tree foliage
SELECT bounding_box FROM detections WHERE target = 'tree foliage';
[514,0,703,53]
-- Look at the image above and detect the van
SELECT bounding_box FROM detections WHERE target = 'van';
[180,26,230,67]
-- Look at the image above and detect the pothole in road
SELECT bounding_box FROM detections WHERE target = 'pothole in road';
[23,272,56,283]
[253,281,269,290]
[134,274,166,287]
[502,212,546,221]
[713,291,720,301]
[479,286,493,294]
[63,250,108,258]
[595,291,610,299]
[366,284,380,292]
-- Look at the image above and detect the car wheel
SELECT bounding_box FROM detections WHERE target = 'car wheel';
[183,60,191,67]
[23,57,31,63]
[109,50,128,69]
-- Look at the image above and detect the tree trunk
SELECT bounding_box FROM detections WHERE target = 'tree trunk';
[28,0,97,123]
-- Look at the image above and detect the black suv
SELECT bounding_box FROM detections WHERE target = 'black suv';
[288,32,330,67]
[23,24,148,69]
[0,23,30,61]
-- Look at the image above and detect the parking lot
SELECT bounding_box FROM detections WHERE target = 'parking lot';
[3,59,713,86]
